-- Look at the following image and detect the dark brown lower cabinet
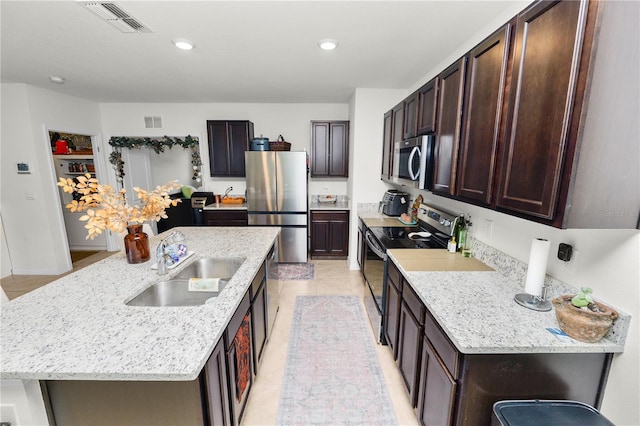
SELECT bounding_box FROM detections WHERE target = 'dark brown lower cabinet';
[309,210,349,258]
[205,210,248,227]
[225,290,253,426]
[396,284,425,408]
[417,336,456,426]
[383,269,402,358]
[204,337,232,426]
[250,263,268,375]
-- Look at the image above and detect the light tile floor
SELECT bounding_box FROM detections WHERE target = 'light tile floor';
[241,259,419,426]
[1,255,418,425]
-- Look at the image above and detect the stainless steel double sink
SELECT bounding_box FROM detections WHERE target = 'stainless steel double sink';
[126,257,245,307]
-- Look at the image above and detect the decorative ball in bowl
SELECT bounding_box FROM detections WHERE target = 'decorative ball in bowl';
[552,295,618,343]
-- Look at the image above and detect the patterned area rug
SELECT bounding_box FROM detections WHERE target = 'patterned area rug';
[276,296,397,425]
[271,263,315,280]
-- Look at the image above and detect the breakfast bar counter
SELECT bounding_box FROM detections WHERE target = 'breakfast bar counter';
[0,227,279,381]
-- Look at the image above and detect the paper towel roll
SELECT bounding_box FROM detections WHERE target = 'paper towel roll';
[524,238,550,297]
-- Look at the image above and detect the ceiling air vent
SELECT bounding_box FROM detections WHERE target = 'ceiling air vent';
[80,2,152,33]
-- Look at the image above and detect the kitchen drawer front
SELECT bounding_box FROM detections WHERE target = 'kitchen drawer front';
[424,308,459,379]
[387,260,402,292]
[403,283,425,326]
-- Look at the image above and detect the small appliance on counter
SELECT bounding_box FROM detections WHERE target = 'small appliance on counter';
[380,190,409,216]
[191,192,215,225]
[251,136,270,151]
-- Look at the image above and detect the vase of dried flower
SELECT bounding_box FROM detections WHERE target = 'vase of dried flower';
[124,224,150,264]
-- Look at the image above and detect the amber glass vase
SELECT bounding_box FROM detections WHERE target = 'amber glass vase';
[124,224,150,264]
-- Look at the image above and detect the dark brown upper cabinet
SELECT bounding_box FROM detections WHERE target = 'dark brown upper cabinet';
[207,120,254,177]
[432,58,466,196]
[456,23,512,206]
[416,78,438,135]
[496,0,589,220]
[381,109,394,182]
[403,91,419,140]
[392,101,404,145]
[311,120,349,178]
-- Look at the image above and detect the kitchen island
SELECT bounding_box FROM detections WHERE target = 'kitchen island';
[1,227,280,425]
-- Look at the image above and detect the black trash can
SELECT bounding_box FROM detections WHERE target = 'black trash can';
[492,400,615,426]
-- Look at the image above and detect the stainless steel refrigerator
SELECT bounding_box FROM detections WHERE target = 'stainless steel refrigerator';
[245,151,308,263]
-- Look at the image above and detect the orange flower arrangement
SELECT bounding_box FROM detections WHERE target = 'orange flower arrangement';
[57,174,181,239]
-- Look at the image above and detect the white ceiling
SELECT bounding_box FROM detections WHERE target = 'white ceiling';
[1,1,526,103]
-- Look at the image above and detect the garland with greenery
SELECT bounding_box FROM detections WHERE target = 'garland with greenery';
[108,136,202,185]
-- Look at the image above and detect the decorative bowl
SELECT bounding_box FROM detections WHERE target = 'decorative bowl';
[552,295,618,343]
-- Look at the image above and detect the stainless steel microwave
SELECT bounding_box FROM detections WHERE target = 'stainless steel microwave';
[392,135,434,190]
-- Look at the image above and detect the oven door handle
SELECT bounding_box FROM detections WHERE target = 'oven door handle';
[365,230,387,259]
[408,146,421,180]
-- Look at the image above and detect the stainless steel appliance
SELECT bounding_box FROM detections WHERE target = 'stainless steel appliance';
[266,240,280,335]
[380,190,409,217]
[245,151,308,263]
[362,203,460,342]
[392,135,435,189]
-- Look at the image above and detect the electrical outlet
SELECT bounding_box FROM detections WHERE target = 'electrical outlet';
[1,404,17,426]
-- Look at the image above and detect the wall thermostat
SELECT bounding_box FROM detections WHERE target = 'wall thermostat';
[17,162,31,174]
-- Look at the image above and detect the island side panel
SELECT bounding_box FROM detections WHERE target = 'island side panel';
[43,380,205,426]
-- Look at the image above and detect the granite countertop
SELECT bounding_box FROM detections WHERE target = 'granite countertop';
[0,227,279,381]
[309,201,350,211]
[387,249,627,355]
[203,202,247,210]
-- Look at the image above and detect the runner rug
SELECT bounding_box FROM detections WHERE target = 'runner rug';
[276,296,398,425]
[272,263,315,281]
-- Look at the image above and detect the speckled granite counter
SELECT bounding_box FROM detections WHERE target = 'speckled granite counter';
[203,202,247,210]
[0,227,279,381]
[387,249,628,355]
[309,201,350,211]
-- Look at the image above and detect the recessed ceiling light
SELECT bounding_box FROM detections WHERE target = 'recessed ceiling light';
[172,39,195,50]
[318,39,339,51]
[49,76,66,84]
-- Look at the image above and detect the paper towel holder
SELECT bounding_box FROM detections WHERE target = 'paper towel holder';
[514,290,552,311]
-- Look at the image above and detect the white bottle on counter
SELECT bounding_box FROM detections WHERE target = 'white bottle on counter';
[448,237,457,253]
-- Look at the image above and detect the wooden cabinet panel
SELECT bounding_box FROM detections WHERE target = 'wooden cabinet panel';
[496,0,588,219]
[311,121,349,177]
[225,291,252,426]
[397,301,422,407]
[383,274,402,359]
[309,210,349,258]
[457,23,512,205]
[433,57,466,196]
[204,338,232,426]
[205,210,248,227]
[418,337,456,426]
[392,102,404,145]
[403,91,419,139]
[381,110,394,182]
[250,268,268,374]
[207,121,254,177]
[417,78,438,135]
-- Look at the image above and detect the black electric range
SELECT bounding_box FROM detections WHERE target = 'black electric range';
[362,204,460,343]
[368,226,449,250]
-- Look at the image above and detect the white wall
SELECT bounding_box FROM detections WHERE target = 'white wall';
[0,84,103,275]
[99,103,350,198]
[347,88,406,268]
